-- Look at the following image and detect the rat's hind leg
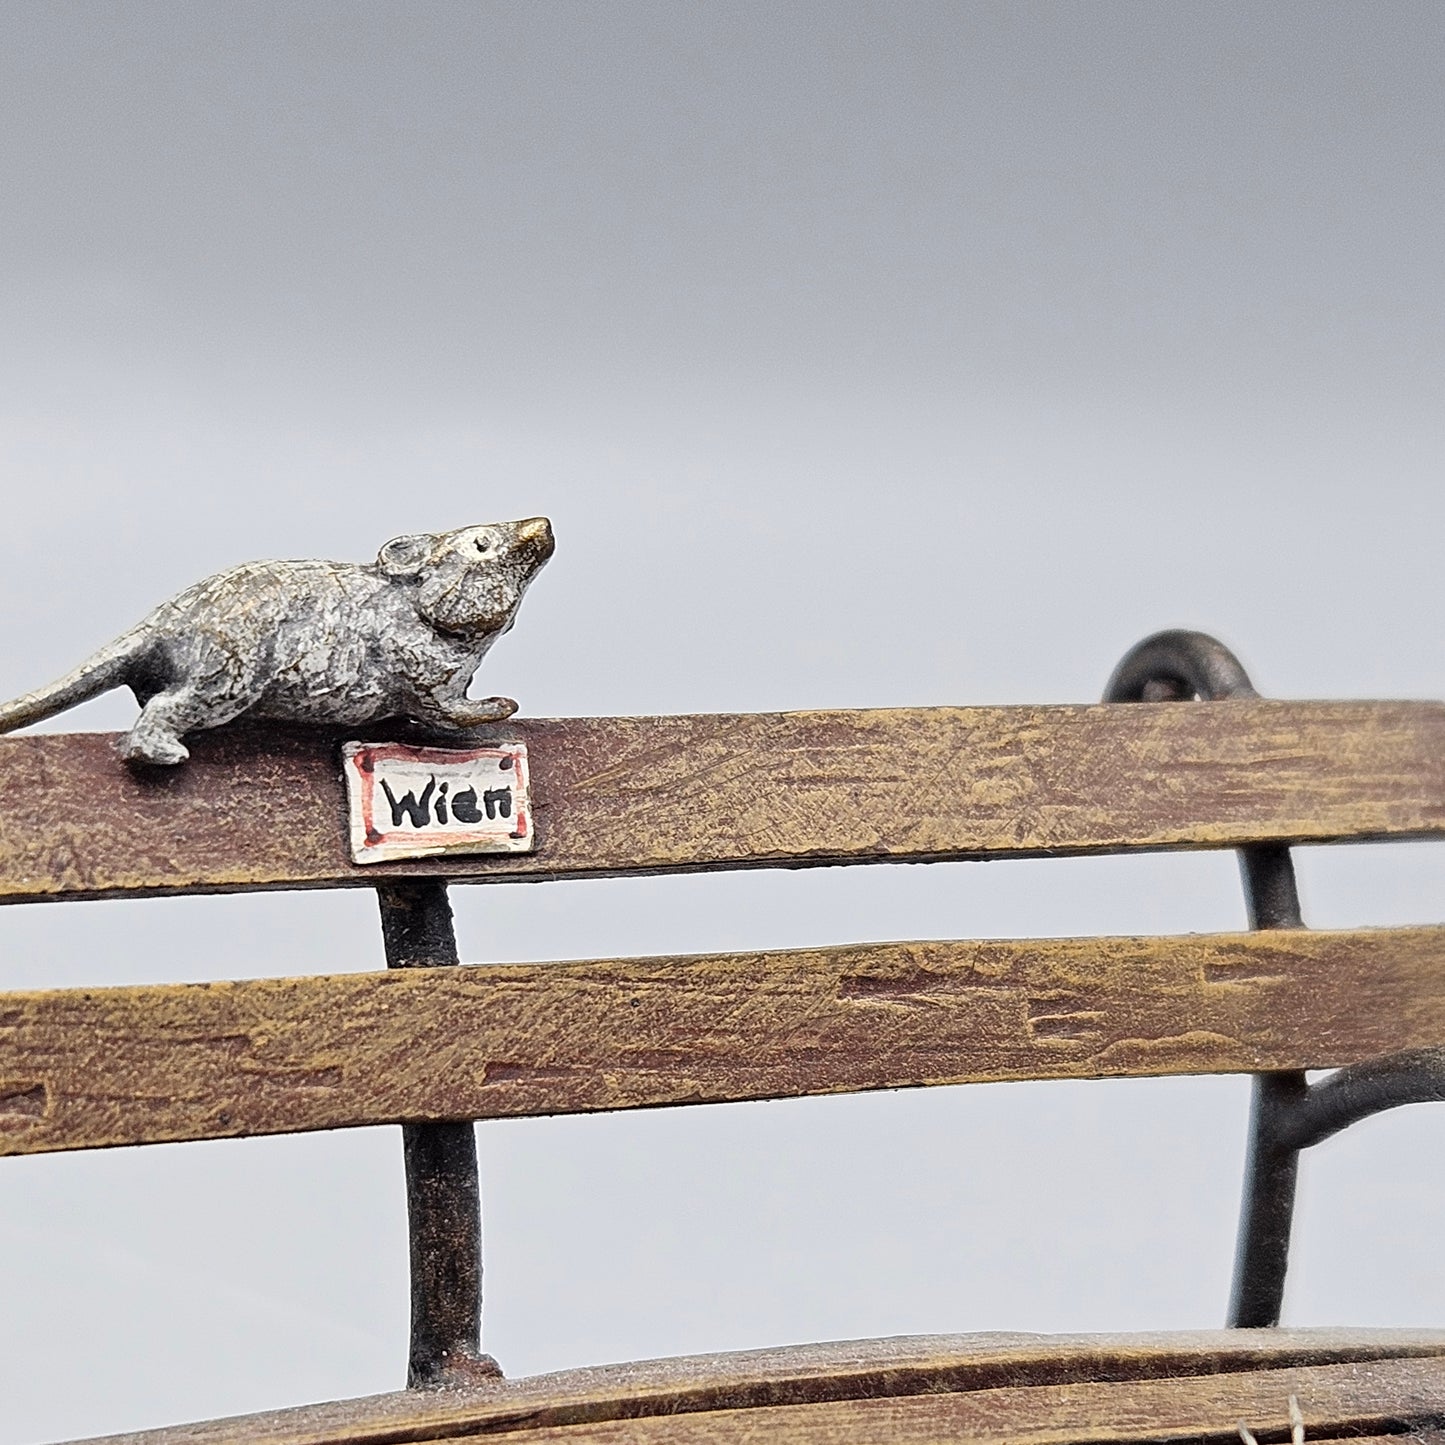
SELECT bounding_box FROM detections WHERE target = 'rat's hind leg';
[119,686,255,765]
[120,636,264,765]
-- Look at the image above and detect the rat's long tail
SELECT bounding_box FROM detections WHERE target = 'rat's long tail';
[0,628,149,735]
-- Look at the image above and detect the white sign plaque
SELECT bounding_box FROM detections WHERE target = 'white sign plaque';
[342,740,534,864]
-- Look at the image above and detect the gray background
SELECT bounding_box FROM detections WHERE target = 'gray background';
[2,2,1444,1439]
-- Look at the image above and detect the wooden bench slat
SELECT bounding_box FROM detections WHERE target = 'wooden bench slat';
[451,1357,1445,1444]
[1,701,1442,903]
[4,925,1443,1156]
[74,1330,1445,1445]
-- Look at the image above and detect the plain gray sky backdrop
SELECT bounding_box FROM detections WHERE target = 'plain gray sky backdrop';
[2,3,1444,1440]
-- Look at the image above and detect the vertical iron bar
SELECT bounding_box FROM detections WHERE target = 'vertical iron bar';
[1228,844,1307,1327]
[1104,630,1307,1327]
[378,879,501,1386]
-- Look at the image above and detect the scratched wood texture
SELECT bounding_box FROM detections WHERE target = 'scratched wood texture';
[0,701,1442,902]
[4,924,1443,1156]
[408,1359,1445,1445]
[77,1330,1445,1445]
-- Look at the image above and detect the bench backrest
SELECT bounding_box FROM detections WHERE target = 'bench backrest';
[4,630,1444,1398]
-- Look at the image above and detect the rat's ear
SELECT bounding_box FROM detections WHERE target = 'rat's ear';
[377,533,435,578]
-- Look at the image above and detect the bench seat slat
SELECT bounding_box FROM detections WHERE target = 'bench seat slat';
[3,925,1443,1156]
[405,1359,1445,1445]
[0,702,1442,903]
[73,1330,1445,1445]
[410,1357,1445,1445]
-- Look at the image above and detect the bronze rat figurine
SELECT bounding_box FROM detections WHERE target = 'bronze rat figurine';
[0,516,555,765]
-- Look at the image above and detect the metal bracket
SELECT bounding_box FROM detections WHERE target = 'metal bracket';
[378,880,503,1387]
[1107,629,1445,1327]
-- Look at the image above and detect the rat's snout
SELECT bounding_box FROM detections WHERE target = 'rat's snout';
[514,516,555,560]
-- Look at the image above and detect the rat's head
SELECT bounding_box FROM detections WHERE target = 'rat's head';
[376,517,555,635]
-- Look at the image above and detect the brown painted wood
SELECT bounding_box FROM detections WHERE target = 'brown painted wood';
[74,1330,1445,1445]
[448,1358,1445,1443]
[1,701,1442,903]
[4,925,1444,1156]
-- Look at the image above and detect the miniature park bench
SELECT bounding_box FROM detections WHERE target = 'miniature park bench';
[6,628,1445,1444]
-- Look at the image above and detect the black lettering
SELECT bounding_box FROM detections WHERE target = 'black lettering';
[380,775,436,828]
[435,780,449,824]
[483,786,512,820]
[451,786,483,824]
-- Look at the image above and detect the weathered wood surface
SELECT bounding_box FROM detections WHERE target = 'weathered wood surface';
[5,925,1444,1155]
[77,1330,1445,1445]
[1,701,1442,903]
[430,1359,1445,1443]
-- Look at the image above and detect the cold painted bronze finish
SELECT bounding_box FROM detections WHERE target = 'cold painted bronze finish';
[0,517,554,765]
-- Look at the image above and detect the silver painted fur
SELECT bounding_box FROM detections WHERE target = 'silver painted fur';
[0,517,555,765]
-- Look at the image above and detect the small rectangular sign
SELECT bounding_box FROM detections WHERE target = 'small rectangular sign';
[342,740,534,865]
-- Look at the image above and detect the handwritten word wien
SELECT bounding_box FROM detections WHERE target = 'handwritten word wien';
[380,775,513,829]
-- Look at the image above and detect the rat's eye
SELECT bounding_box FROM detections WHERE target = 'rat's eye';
[474,538,490,554]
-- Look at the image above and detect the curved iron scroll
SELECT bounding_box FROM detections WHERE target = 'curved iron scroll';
[1106,629,1445,1327]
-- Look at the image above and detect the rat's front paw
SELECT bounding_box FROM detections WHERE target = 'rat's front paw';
[450,696,519,726]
